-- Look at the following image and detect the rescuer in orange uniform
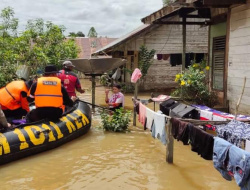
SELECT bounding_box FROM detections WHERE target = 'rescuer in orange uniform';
[27,65,74,122]
[0,79,33,119]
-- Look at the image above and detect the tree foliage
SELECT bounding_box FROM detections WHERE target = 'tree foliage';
[162,0,175,6]
[87,27,97,37]
[76,31,85,37]
[68,31,85,37]
[138,45,156,77]
[0,7,80,87]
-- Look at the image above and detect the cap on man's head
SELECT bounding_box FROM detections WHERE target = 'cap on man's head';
[62,60,75,68]
[44,65,58,74]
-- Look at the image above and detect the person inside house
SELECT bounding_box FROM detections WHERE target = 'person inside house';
[0,105,10,129]
[58,60,85,99]
[0,79,33,119]
[26,65,75,122]
[105,84,124,111]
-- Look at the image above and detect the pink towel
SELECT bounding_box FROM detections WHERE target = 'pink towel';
[131,68,142,83]
[139,102,147,126]
[151,95,171,102]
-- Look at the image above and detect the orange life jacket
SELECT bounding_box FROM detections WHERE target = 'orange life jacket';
[35,77,63,108]
[0,81,29,110]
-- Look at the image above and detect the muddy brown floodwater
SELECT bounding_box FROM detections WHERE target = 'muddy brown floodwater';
[0,79,238,190]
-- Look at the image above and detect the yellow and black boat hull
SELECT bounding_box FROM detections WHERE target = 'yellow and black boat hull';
[0,101,91,165]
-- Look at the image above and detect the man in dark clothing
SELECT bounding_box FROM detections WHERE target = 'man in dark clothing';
[27,65,74,122]
[58,60,85,98]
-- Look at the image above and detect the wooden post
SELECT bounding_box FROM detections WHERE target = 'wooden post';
[166,119,174,163]
[133,82,138,126]
[91,75,96,110]
[182,16,186,72]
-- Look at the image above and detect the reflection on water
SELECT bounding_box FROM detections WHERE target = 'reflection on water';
[0,79,238,190]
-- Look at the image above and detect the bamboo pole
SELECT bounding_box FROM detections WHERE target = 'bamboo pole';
[235,77,247,120]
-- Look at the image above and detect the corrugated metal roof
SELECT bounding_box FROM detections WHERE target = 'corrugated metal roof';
[94,24,151,54]
[69,37,117,58]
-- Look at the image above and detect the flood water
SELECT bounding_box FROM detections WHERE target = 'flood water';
[0,79,238,190]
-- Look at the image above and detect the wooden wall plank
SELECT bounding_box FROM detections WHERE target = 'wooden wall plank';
[228,2,250,114]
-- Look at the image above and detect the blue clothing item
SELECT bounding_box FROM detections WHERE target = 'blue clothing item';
[151,112,166,145]
[216,120,250,148]
[213,137,250,189]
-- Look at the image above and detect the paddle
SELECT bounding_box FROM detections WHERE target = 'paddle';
[77,99,114,112]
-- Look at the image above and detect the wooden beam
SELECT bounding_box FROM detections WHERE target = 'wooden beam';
[166,121,174,163]
[203,0,246,7]
[154,21,210,25]
[182,16,186,72]
[185,14,209,18]
[224,9,230,107]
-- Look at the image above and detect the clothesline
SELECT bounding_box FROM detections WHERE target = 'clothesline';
[132,97,250,189]
[132,97,250,126]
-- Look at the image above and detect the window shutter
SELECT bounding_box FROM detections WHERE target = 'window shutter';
[212,36,226,90]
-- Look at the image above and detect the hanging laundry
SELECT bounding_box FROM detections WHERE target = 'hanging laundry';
[246,140,250,153]
[213,137,250,189]
[170,118,190,145]
[160,98,179,116]
[163,54,170,60]
[146,108,155,130]
[215,120,250,148]
[170,54,182,66]
[157,54,163,60]
[151,111,166,145]
[170,103,199,119]
[200,110,213,120]
[213,114,227,121]
[199,110,214,130]
[189,125,214,160]
[153,54,157,60]
[111,68,121,80]
[151,95,171,102]
[131,68,142,83]
[138,102,147,126]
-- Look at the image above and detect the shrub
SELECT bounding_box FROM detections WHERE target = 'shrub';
[100,108,131,132]
[0,65,18,88]
[120,83,134,93]
[171,59,218,107]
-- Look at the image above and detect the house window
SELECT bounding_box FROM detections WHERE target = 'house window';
[212,36,226,90]
[169,53,205,67]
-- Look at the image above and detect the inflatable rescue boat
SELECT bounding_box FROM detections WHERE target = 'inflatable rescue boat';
[0,101,91,165]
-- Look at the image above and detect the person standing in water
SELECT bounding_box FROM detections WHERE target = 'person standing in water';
[58,60,85,98]
[105,84,124,111]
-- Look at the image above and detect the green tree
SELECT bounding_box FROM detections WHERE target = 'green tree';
[68,32,77,37]
[0,7,19,67]
[87,27,97,37]
[138,45,156,77]
[22,19,80,72]
[68,31,85,37]
[0,7,80,87]
[162,0,174,6]
[76,31,85,37]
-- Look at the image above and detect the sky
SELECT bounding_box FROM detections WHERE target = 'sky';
[0,0,163,38]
